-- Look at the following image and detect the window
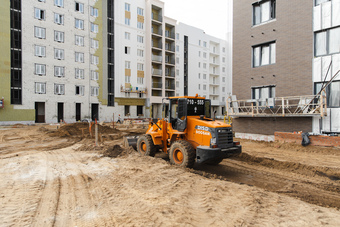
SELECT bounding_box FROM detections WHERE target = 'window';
[75,52,84,62]
[137,7,144,16]
[251,85,276,101]
[125,18,130,25]
[137,77,144,84]
[137,22,144,29]
[203,85,206,90]
[91,39,99,49]
[54,84,65,95]
[35,64,46,75]
[125,75,131,83]
[54,13,64,25]
[34,8,45,20]
[222,77,225,82]
[222,87,225,92]
[253,0,276,25]
[125,46,130,54]
[54,49,64,60]
[198,73,201,79]
[203,63,206,69]
[198,62,201,68]
[34,26,45,39]
[54,66,64,77]
[176,33,179,39]
[91,87,99,96]
[35,45,46,57]
[75,19,84,29]
[54,0,63,7]
[75,85,84,96]
[253,42,276,67]
[176,57,179,64]
[222,47,226,53]
[198,84,201,90]
[137,106,143,116]
[176,45,179,52]
[315,0,330,6]
[315,81,340,107]
[203,41,207,47]
[199,40,201,46]
[125,61,130,69]
[125,32,130,40]
[176,69,179,76]
[137,49,144,57]
[125,3,130,11]
[137,35,144,43]
[75,68,84,79]
[315,27,340,57]
[91,70,99,80]
[75,35,84,46]
[137,63,144,71]
[90,7,98,17]
[75,2,84,13]
[222,57,225,63]
[222,67,225,73]
[176,81,179,88]
[203,52,207,58]
[203,74,206,79]
[91,23,98,33]
[54,31,64,42]
[91,55,99,65]
[35,82,46,94]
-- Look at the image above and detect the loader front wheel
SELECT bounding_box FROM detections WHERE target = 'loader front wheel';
[169,140,195,168]
[137,135,156,157]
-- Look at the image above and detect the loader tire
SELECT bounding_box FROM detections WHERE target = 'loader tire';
[137,135,156,157]
[206,158,223,165]
[169,140,195,168]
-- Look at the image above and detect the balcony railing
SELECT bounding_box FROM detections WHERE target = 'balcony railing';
[165,31,175,39]
[165,84,175,90]
[152,13,162,22]
[165,58,175,65]
[165,44,175,52]
[152,41,162,49]
[165,71,175,77]
[152,55,162,63]
[152,69,162,76]
[152,82,162,89]
[152,28,162,36]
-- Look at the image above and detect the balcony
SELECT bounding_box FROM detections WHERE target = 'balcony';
[165,57,175,65]
[165,30,175,39]
[152,40,162,49]
[152,27,162,36]
[152,55,162,63]
[165,84,175,90]
[165,71,175,78]
[165,43,175,52]
[152,82,162,89]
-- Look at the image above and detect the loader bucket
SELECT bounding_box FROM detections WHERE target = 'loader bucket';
[123,136,139,150]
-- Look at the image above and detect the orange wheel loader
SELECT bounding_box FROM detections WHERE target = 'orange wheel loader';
[124,95,241,168]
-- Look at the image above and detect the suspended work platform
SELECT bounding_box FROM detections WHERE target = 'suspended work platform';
[227,92,327,118]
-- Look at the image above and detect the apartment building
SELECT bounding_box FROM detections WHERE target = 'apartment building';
[232,0,339,140]
[176,23,231,116]
[1,0,231,124]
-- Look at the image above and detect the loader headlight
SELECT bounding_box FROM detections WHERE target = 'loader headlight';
[210,137,217,148]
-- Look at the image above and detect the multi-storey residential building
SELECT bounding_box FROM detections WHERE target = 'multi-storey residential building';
[176,23,231,116]
[232,0,339,140]
[1,0,231,124]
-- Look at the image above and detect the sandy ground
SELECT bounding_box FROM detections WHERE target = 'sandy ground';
[0,123,340,227]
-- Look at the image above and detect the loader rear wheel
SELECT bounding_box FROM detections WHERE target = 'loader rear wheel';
[137,135,156,157]
[169,140,195,168]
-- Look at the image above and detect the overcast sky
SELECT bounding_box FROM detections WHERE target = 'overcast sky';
[161,0,232,40]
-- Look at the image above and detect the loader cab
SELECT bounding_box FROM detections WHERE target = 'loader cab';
[168,97,212,132]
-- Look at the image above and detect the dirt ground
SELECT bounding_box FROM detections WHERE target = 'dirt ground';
[0,123,340,227]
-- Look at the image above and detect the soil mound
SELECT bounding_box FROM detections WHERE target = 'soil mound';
[49,122,119,137]
[103,145,135,158]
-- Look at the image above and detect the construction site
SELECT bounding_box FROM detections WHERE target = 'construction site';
[0,119,340,226]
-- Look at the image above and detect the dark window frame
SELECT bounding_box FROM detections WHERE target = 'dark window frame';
[252,0,276,26]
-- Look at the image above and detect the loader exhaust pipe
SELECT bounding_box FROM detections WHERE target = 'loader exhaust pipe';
[213,110,217,121]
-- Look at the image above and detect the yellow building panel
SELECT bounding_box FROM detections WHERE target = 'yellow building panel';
[115,98,145,106]
[137,15,144,23]
[125,11,131,19]
[125,69,131,76]
[137,70,144,78]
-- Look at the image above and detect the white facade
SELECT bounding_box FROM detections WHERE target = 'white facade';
[312,0,340,133]
[176,23,231,116]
